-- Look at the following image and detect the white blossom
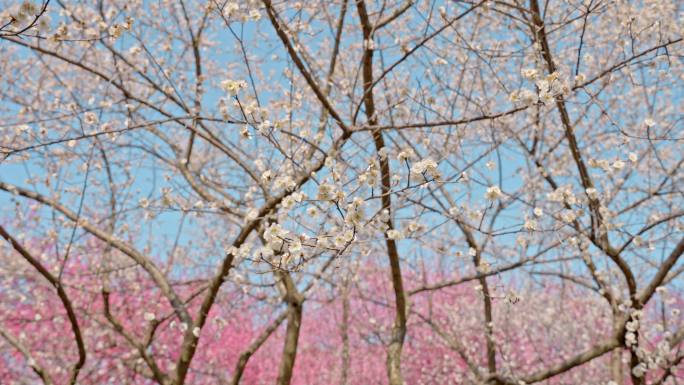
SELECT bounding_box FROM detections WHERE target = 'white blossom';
[84,112,98,125]
[585,187,599,200]
[521,68,538,80]
[411,158,440,179]
[386,229,402,240]
[221,79,247,96]
[631,363,647,378]
[485,185,502,201]
[317,183,336,200]
[523,218,537,231]
[397,148,414,161]
[628,152,638,163]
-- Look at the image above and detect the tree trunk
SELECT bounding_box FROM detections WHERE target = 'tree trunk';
[276,272,304,385]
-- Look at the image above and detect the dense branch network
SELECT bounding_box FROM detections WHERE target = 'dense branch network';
[0,0,682,384]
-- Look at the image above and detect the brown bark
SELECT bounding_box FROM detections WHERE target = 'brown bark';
[355,2,407,383]
[0,225,86,385]
[340,276,351,385]
[276,272,304,385]
[524,2,651,383]
[0,325,54,385]
[228,311,287,385]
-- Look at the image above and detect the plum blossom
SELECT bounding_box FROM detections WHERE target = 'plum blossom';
[410,158,440,179]
[221,79,247,96]
[485,185,502,201]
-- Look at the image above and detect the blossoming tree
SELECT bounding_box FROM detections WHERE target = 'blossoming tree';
[0,0,682,384]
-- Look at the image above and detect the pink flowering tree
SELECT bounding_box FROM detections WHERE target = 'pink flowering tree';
[0,0,683,384]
